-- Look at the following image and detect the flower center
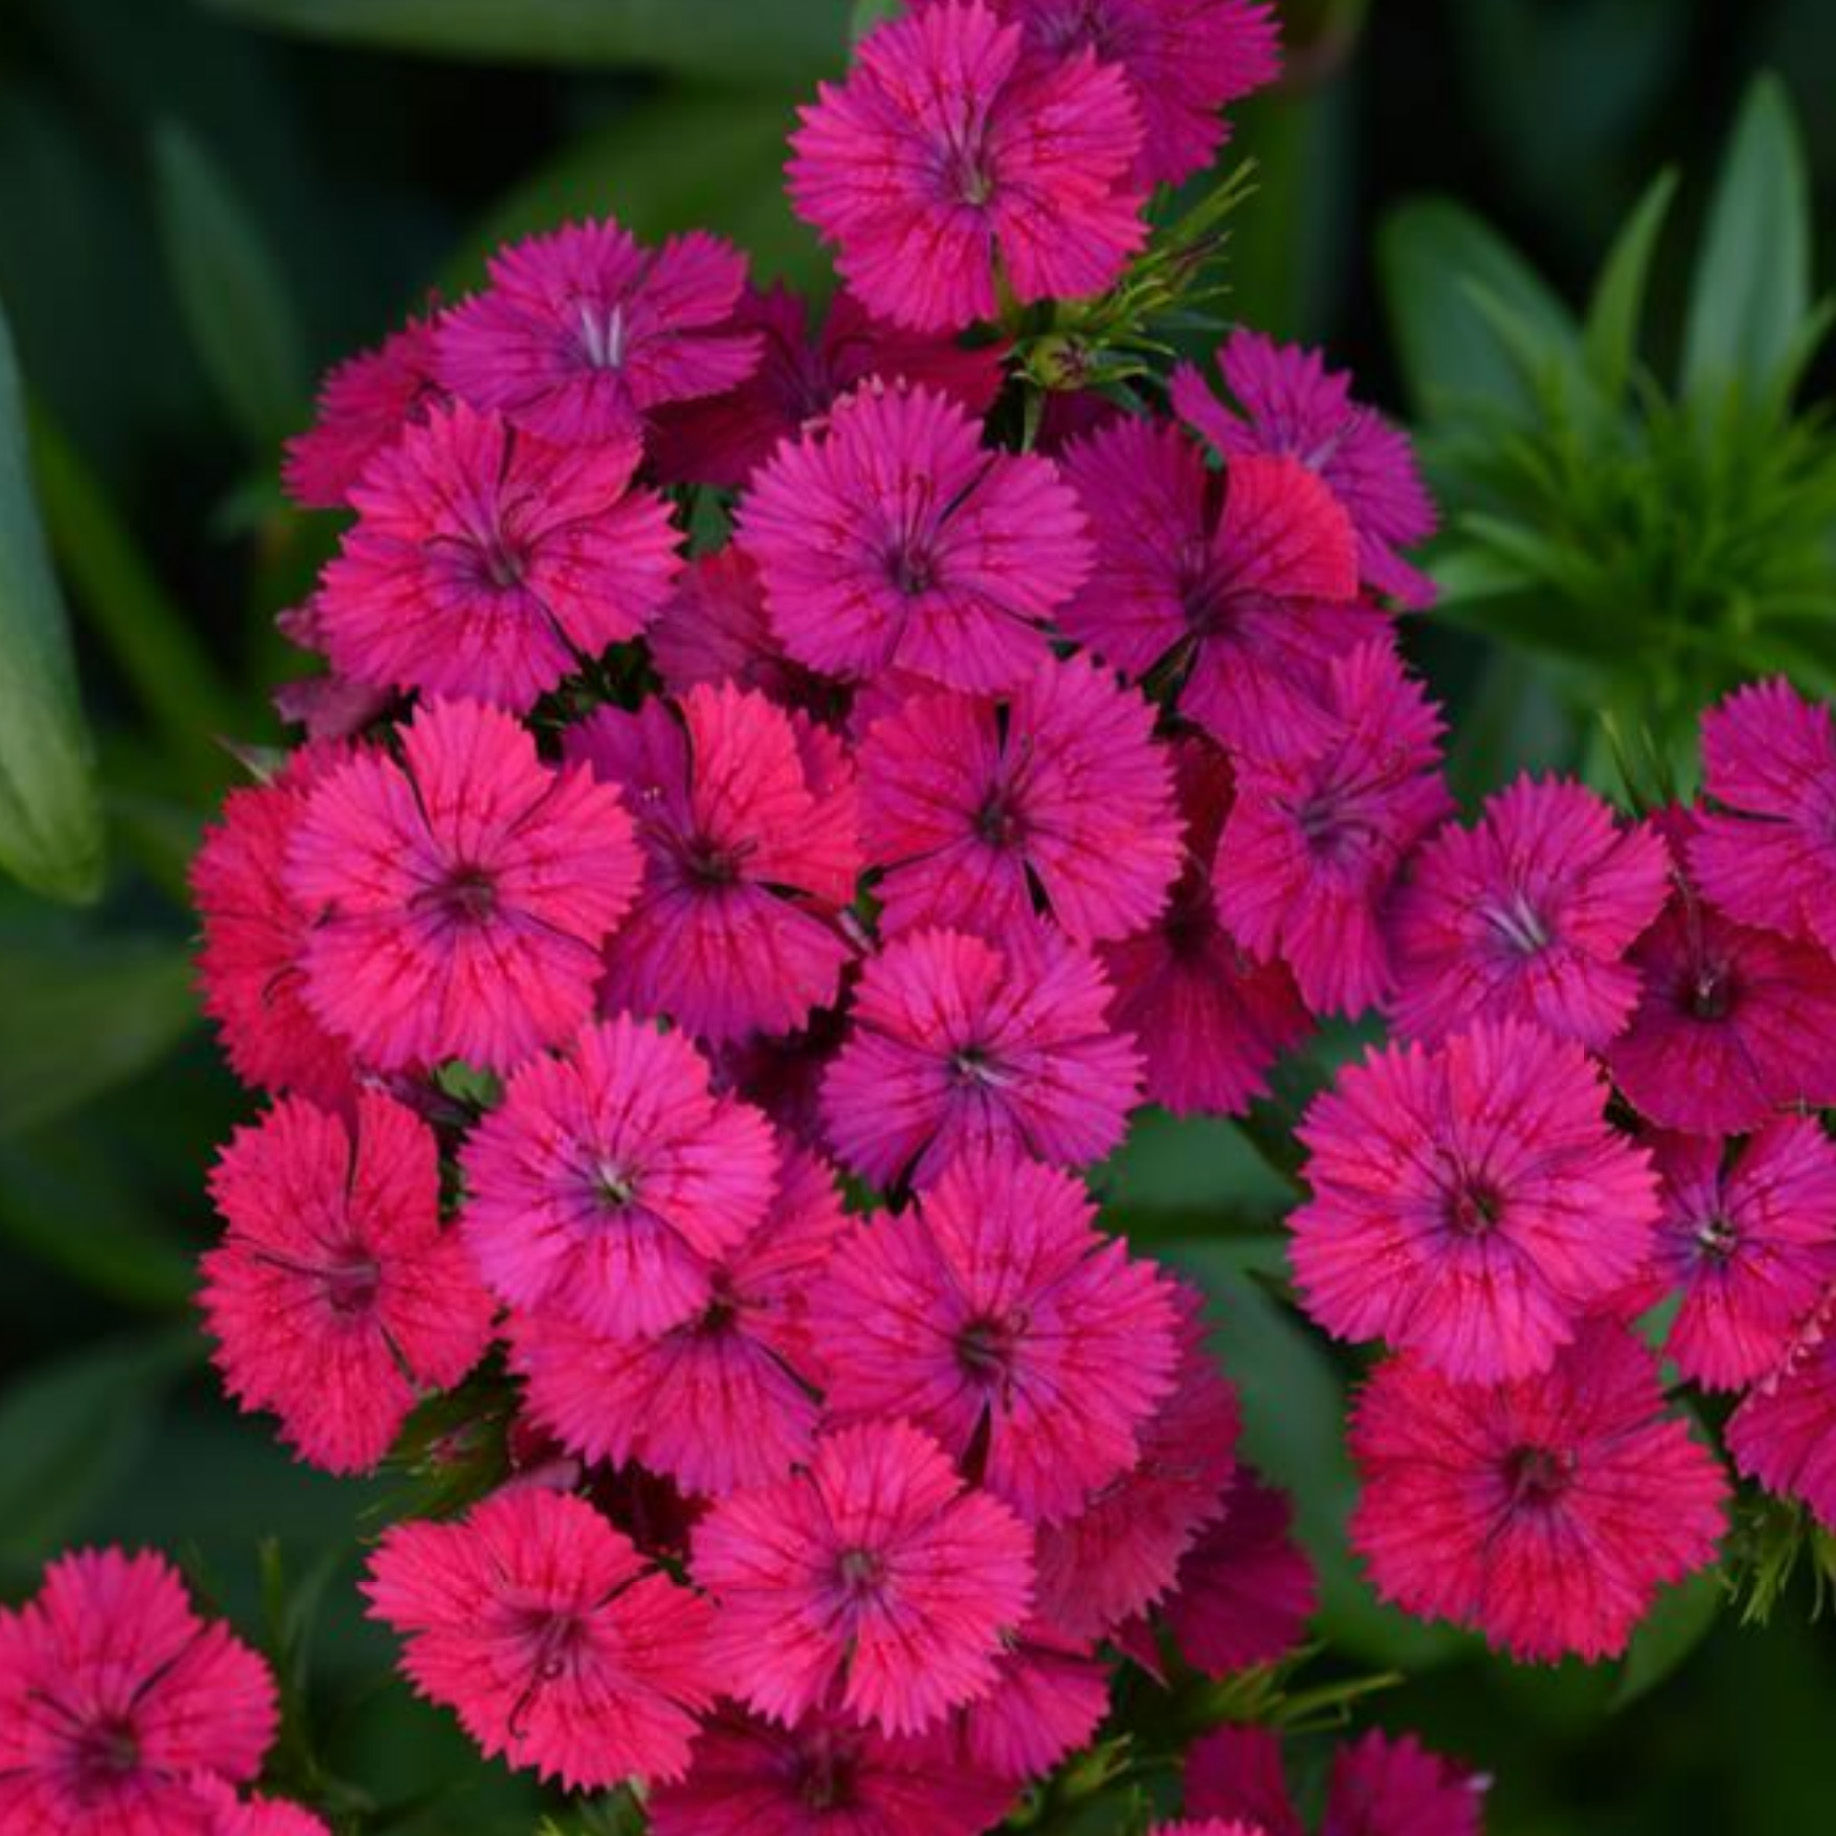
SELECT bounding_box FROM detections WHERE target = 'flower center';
[836,1546,887,1599]
[1695,1213,1739,1261]
[1504,1444,1575,1508]
[1482,891,1551,955]
[422,865,499,925]
[682,834,744,886]
[70,1716,141,1794]
[592,1160,639,1209]
[950,1045,1009,1089]
[574,299,629,370]
[476,535,528,591]
[323,1255,382,1316]
[888,540,938,597]
[956,1313,1020,1382]
[1446,1179,1504,1238]
[943,137,997,207]
[974,788,1025,850]
[1686,962,1734,1022]
[797,1731,860,1811]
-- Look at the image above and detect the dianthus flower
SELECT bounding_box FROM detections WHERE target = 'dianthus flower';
[1349,1322,1728,1662]
[820,925,1142,1187]
[0,1548,276,1836]
[1033,1287,1241,1638]
[314,402,679,712]
[738,381,1090,691]
[1727,1312,1836,1531]
[461,1014,777,1338]
[647,1706,1016,1836]
[1606,807,1836,1134]
[437,218,760,447]
[692,1419,1034,1735]
[991,0,1280,188]
[1215,639,1451,1017]
[282,310,445,509]
[1386,776,1671,1049]
[1648,1121,1836,1391]
[285,697,639,1072]
[858,652,1181,945]
[651,283,1005,488]
[1173,330,1438,607]
[788,0,1145,332]
[565,684,862,1043]
[1101,741,1311,1116]
[959,1621,1110,1777]
[1060,421,1367,760]
[648,548,829,710]
[814,1150,1180,1521]
[203,1090,495,1474]
[191,1780,332,1836]
[1292,1019,1658,1382]
[366,1487,718,1789]
[511,1143,848,1495]
[192,747,356,1111]
[1183,1726,1300,1836]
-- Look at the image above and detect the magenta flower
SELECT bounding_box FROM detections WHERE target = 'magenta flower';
[1060,421,1367,760]
[648,1705,1017,1836]
[315,402,679,712]
[960,1621,1110,1777]
[651,282,1006,488]
[282,310,445,510]
[461,1015,777,1339]
[737,381,1090,691]
[1173,329,1439,607]
[203,1090,494,1475]
[692,1420,1035,1736]
[285,697,640,1073]
[1604,808,1836,1134]
[1153,1823,1270,1836]
[566,684,862,1044]
[1728,1313,1836,1531]
[510,1144,848,1495]
[820,925,1142,1187]
[190,1779,331,1836]
[1184,1726,1301,1836]
[1349,1323,1728,1662]
[788,0,1145,332]
[365,1488,718,1789]
[815,1150,1180,1521]
[1293,1020,1658,1383]
[1215,639,1451,1017]
[859,652,1182,945]
[648,548,829,710]
[0,1549,276,1836]
[1387,776,1671,1049]
[992,0,1280,188]
[437,217,760,447]
[1101,740,1311,1116]
[1649,1121,1836,1391]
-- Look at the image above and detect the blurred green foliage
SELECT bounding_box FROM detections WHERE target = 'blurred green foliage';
[0,2,1832,1832]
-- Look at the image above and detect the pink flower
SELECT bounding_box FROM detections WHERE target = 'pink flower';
[1350,1322,1728,1662]
[1060,420,1367,760]
[649,548,831,711]
[991,0,1280,188]
[285,697,640,1073]
[191,1779,331,1836]
[565,684,862,1044]
[692,1420,1035,1735]
[815,1150,1180,1521]
[1386,776,1671,1049]
[651,283,1005,488]
[1648,1121,1836,1390]
[510,1143,848,1495]
[461,1015,777,1338]
[1728,1310,1836,1529]
[788,0,1145,332]
[0,1548,276,1836]
[437,218,760,447]
[1033,1286,1241,1638]
[203,1090,495,1475]
[737,381,1090,691]
[648,1706,1017,1836]
[1605,808,1836,1135]
[1216,639,1451,1017]
[859,652,1182,945]
[1292,1020,1658,1382]
[958,1620,1110,1777]
[192,753,356,1112]
[315,402,679,712]
[1184,1726,1301,1836]
[283,311,445,509]
[1153,1824,1270,1836]
[365,1487,718,1789]
[820,925,1142,1187]
[1100,741,1310,1116]
[1173,330,1439,608]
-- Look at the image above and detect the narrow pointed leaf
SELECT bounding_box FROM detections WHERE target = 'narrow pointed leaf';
[1584,168,1677,399]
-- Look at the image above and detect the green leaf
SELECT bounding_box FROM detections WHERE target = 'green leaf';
[153,122,310,450]
[0,301,104,904]
[1378,197,1579,420]
[196,0,851,85]
[1583,168,1677,400]
[1614,1569,1722,1708]
[0,932,199,1138]
[444,91,825,298]
[0,1331,197,1564]
[1682,74,1812,396]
